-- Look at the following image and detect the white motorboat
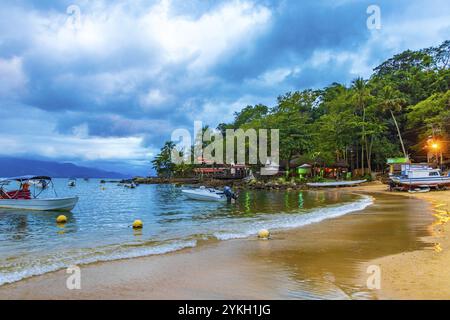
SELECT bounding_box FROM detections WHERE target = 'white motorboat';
[68,178,76,187]
[260,159,280,176]
[390,168,450,188]
[0,176,79,212]
[0,197,79,211]
[182,186,236,202]
[124,182,136,188]
[307,179,367,188]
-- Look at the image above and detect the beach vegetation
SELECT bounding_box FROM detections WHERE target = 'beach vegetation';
[153,40,449,178]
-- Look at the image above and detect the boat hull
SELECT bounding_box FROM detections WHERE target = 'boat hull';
[391,177,450,187]
[307,180,367,188]
[182,190,225,202]
[0,197,79,211]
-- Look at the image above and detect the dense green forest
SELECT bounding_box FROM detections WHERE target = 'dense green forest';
[152,40,450,177]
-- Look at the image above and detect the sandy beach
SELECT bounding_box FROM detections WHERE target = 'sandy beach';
[0,182,448,300]
[356,183,450,299]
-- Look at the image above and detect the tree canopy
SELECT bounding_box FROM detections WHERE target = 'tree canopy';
[152,40,450,177]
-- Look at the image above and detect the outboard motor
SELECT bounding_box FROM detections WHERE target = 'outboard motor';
[224,186,237,201]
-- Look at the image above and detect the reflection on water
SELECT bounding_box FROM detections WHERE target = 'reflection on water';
[0,178,366,288]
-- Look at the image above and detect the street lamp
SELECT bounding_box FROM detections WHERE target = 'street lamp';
[431,142,440,150]
[427,139,443,169]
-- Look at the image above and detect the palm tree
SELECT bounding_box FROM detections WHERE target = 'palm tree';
[352,77,372,174]
[151,141,177,177]
[379,85,408,158]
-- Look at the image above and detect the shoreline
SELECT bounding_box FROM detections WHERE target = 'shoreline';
[0,183,446,299]
[355,183,450,299]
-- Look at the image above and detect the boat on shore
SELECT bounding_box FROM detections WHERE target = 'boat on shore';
[0,176,78,211]
[390,168,450,189]
[307,179,367,188]
[182,186,237,202]
[260,159,280,176]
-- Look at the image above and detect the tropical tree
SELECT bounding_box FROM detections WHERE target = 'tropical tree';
[151,141,176,177]
[351,77,373,174]
[377,85,408,157]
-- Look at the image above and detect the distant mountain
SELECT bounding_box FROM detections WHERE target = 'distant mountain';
[0,157,128,179]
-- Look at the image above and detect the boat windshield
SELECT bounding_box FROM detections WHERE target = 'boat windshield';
[0,176,57,199]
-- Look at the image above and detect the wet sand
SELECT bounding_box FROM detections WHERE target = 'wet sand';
[0,190,438,300]
[352,183,450,299]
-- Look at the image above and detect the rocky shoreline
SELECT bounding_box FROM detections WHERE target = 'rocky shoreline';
[132,176,315,191]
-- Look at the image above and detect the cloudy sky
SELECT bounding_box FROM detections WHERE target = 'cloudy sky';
[0,0,449,175]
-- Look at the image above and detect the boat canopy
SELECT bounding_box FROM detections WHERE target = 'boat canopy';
[0,175,52,183]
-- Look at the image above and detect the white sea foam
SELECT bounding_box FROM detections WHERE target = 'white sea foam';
[214,195,373,241]
[0,240,197,286]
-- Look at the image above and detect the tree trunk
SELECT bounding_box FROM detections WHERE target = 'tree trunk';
[361,141,365,176]
[361,107,366,175]
[365,135,372,174]
[390,109,407,158]
[357,144,360,170]
[367,135,374,174]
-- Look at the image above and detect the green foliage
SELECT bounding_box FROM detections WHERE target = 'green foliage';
[154,40,450,177]
[407,90,450,134]
[151,141,177,177]
[277,177,286,184]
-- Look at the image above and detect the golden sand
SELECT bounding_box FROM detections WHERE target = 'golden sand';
[350,182,450,299]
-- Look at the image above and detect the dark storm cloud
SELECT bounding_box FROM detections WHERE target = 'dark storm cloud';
[1,0,449,175]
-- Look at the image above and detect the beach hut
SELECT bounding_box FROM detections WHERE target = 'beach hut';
[297,164,312,178]
[324,160,350,180]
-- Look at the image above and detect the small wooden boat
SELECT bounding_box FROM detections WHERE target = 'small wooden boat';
[408,187,431,194]
[0,176,78,211]
[307,179,367,188]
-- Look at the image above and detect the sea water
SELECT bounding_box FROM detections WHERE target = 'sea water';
[0,179,372,285]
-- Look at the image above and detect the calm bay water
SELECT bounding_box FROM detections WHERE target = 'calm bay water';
[0,179,372,285]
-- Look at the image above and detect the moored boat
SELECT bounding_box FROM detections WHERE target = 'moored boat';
[68,178,77,187]
[307,179,367,188]
[0,176,78,211]
[182,186,237,202]
[124,182,136,188]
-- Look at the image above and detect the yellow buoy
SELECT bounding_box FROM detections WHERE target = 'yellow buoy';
[258,229,270,239]
[132,219,143,229]
[56,215,68,224]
